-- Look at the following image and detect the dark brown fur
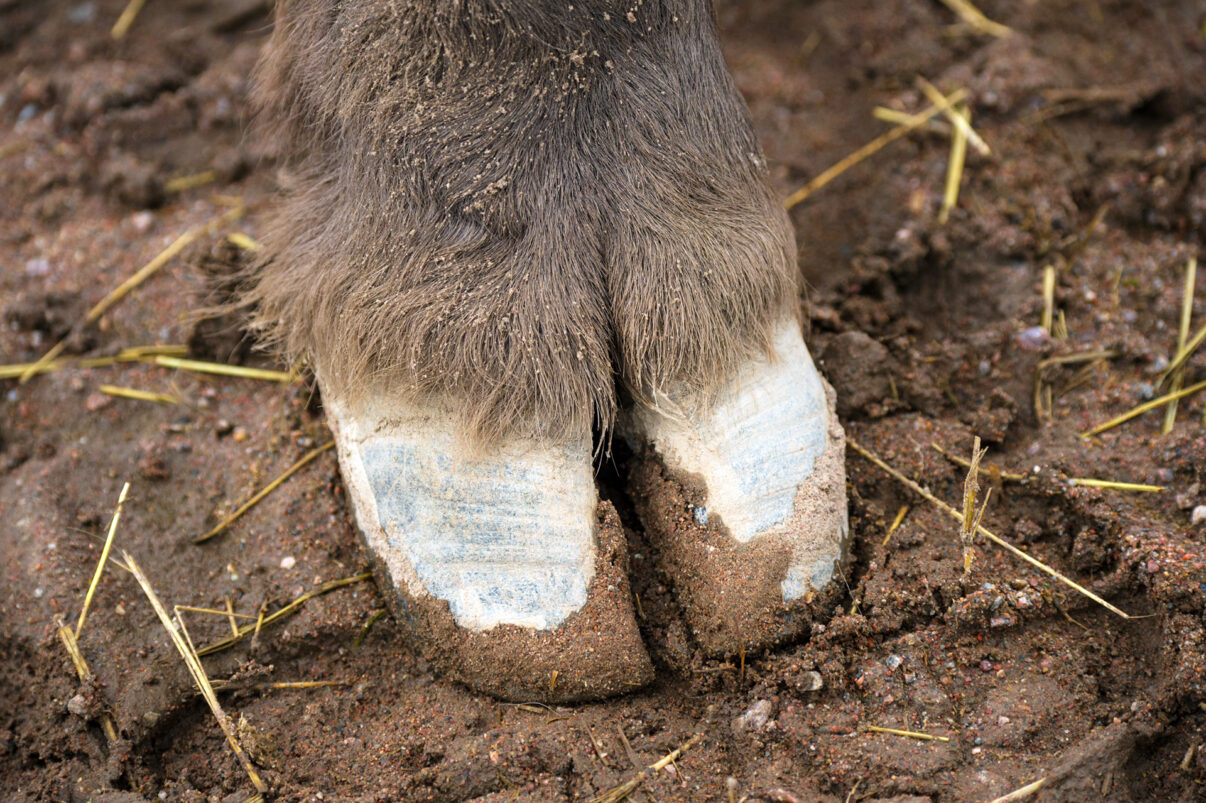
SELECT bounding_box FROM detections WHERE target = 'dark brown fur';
[243,0,796,442]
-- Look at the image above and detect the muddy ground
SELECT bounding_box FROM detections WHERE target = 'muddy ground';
[2,1,1205,801]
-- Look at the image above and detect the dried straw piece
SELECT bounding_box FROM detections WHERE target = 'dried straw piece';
[153,355,298,383]
[1038,350,1120,369]
[76,482,130,638]
[1163,257,1198,433]
[196,572,373,656]
[1160,319,1206,387]
[164,170,217,194]
[124,551,268,795]
[174,604,259,621]
[1041,265,1056,333]
[1032,349,1120,424]
[99,385,178,404]
[938,102,971,224]
[354,609,387,647]
[196,441,335,544]
[873,106,952,134]
[19,207,243,383]
[1080,379,1206,438]
[848,437,1139,620]
[224,598,241,635]
[591,732,705,803]
[1067,479,1165,493]
[784,89,967,209]
[0,359,73,380]
[881,505,911,547]
[937,0,1013,38]
[932,442,1028,482]
[917,77,989,155]
[988,777,1047,803]
[959,437,992,576]
[865,725,951,742]
[932,442,1165,492]
[111,0,148,38]
[227,233,262,252]
[57,623,119,742]
[0,344,188,380]
[93,344,190,363]
[210,679,349,693]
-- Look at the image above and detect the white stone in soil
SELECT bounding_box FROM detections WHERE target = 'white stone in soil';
[327,394,596,632]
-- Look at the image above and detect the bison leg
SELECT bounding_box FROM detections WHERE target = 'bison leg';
[243,0,845,694]
[598,2,849,656]
[626,321,849,656]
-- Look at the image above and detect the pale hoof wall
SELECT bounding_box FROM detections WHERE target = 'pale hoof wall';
[626,322,849,656]
[379,502,653,702]
[326,390,652,702]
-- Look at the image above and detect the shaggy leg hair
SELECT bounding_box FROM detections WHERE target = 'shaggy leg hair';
[244,0,797,442]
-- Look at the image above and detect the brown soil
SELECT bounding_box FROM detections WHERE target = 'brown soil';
[2,1,1205,801]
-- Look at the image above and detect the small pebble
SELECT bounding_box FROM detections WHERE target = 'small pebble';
[1015,326,1049,350]
[1192,506,1206,527]
[280,556,296,570]
[67,694,88,716]
[131,210,154,232]
[883,654,902,670]
[979,660,994,672]
[25,258,49,277]
[232,427,249,443]
[85,393,112,412]
[693,506,708,525]
[733,699,773,733]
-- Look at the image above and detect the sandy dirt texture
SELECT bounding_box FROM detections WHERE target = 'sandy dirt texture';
[2,0,1206,801]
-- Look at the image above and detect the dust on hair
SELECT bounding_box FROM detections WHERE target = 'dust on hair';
[241,0,797,443]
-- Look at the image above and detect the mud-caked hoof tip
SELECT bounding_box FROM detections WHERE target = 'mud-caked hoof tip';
[409,503,654,702]
[626,321,849,657]
[328,388,653,703]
